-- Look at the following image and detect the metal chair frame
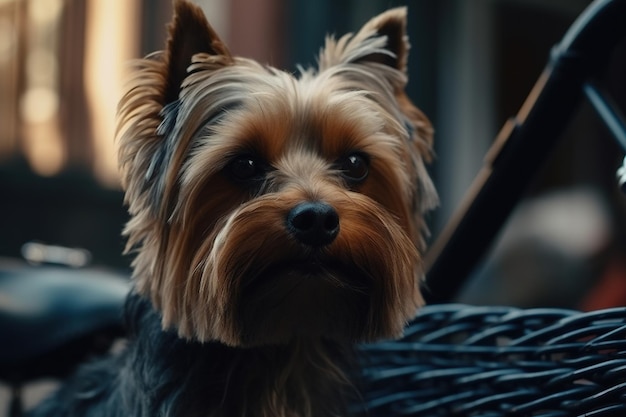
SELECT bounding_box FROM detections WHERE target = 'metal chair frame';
[425,0,626,304]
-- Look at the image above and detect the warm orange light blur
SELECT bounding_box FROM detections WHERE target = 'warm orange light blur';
[20,0,65,176]
[84,0,139,187]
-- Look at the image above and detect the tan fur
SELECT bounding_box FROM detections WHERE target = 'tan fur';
[117,1,436,415]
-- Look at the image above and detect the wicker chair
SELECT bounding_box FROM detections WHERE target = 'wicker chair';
[355,304,626,416]
[353,0,626,416]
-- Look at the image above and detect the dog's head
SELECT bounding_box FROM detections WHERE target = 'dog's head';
[117,0,437,346]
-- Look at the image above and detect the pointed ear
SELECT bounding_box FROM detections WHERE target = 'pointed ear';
[163,0,232,104]
[318,7,410,75]
[356,7,409,73]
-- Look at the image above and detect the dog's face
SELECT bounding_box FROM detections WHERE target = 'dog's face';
[118,0,437,346]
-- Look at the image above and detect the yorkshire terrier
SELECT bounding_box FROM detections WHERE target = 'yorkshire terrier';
[31,1,436,416]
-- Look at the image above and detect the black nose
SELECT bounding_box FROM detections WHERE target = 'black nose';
[286,202,339,247]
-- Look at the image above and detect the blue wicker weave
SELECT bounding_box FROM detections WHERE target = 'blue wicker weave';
[355,304,626,417]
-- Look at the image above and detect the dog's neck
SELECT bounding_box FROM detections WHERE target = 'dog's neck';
[122,293,355,417]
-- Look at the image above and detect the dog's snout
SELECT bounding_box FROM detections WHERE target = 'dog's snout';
[287,202,339,247]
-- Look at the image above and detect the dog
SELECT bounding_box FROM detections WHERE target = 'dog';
[30,1,436,416]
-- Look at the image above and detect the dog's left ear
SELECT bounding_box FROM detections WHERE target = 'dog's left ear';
[319,7,409,75]
[163,0,233,104]
[354,7,409,73]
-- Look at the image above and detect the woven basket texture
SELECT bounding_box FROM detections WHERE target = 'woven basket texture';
[354,304,626,417]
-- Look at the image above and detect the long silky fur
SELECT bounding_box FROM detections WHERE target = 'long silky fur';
[117,5,436,343]
[30,3,437,417]
[29,294,356,417]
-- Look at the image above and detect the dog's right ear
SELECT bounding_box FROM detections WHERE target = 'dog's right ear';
[116,1,233,249]
[162,0,233,105]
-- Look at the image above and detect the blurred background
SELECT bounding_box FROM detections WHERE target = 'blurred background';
[1,0,626,309]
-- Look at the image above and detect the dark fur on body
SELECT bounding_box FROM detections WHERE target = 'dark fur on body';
[30,294,352,417]
[30,1,436,416]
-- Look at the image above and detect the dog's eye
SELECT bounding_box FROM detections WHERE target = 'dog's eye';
[338,153,369,183]
[227,155,266,182]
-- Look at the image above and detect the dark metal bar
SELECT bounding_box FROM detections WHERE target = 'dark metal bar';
[424,0,626,304]
[583,81,626,153]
